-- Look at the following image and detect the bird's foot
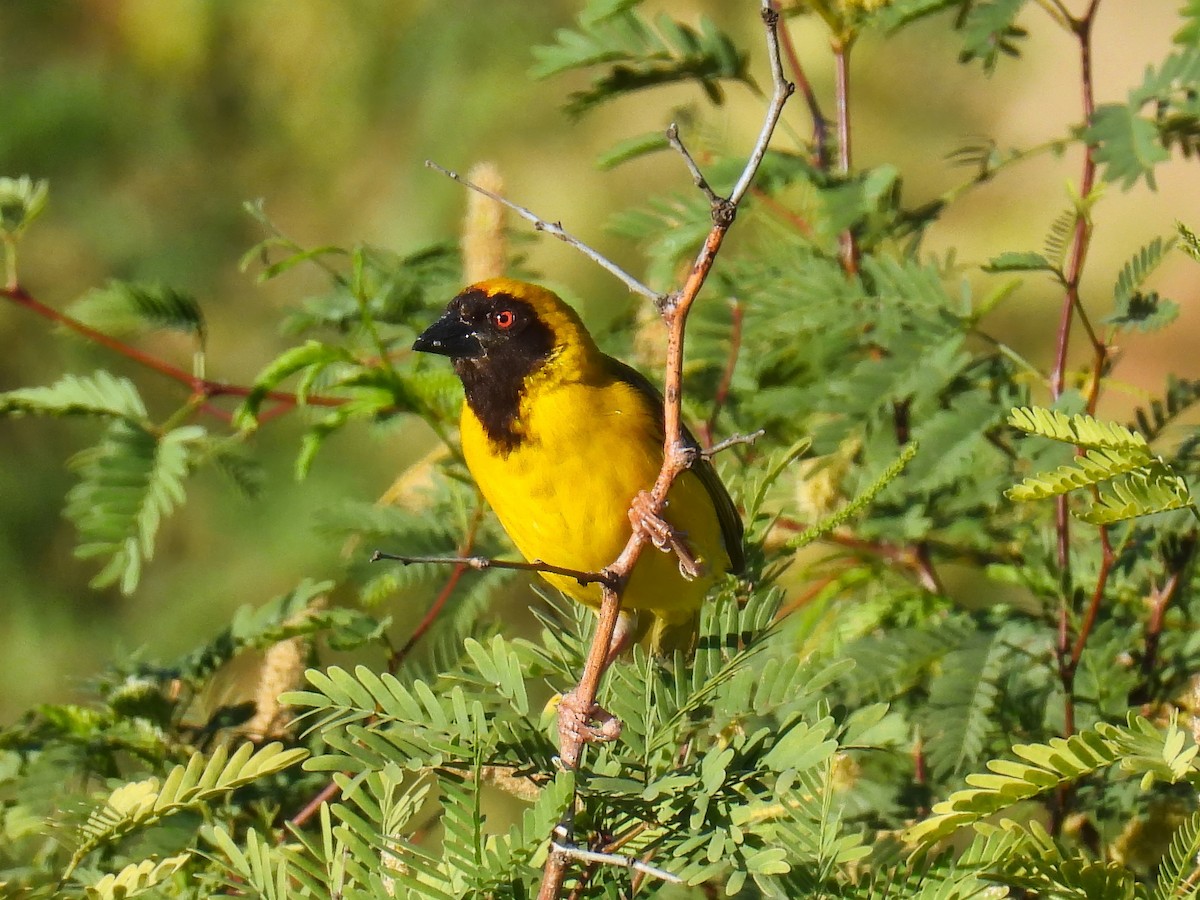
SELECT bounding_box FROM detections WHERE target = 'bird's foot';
[628,491,707,581]
[557,688,622,749]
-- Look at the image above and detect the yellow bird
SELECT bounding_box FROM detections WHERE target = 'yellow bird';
[413,277,743,655]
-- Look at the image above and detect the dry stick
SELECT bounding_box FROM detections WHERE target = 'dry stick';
[424,161,662,305]
[703,428,764,460]
[2,285,345,413]
[371,551,617,590]
[536,5,793,898]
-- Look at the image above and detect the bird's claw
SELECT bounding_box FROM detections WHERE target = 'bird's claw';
[628,491,707,581]
[557,688,622,748]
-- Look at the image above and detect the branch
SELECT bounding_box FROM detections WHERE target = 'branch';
[703,429,764,459]
[536,5,792,897]
[370,550,617,589]
[550,843,682,884]
[2,284,346,414]
[424,161,662,304]
[666,123,721,206]
[1046,0,1104,831]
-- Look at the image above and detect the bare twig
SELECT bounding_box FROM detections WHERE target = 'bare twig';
[425,161,662,304]
[289,779,341,830]
[771,0,829,167]
[550,843,682,884]
[667,123,721,206]
[371,550,617,590]
[1139,532,1197,694]
[536,5,792,898]
[703,429,765,459]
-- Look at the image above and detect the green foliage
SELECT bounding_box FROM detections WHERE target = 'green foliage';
[0,174,48,237]
[64,742,307,878]
[530,1,750,116]
[1086,48,1200,189]
[1006,406,1196,523]
[69,281,207,347]
[66,421,208,593]
[956,0,1031,72]
[1106,237,1180,332]
[4,1,1200,898]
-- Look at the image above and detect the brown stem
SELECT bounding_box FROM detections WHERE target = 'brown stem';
[701,299,744,448]
[3,285,346,413]
[288,778,341,830]
[1047,2,1103,796]
[1139,532,1197,693]
[1048,1,1102,571]
[537,6,792,898]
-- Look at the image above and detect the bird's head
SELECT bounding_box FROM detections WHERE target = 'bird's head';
[413,278,597,382]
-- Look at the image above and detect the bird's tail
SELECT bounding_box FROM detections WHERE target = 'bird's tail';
[647,609,701,657]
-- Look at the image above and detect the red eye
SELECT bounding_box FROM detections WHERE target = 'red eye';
[493,309,516,329]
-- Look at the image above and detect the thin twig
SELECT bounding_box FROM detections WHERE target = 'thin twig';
[289,778,341,830]
[536,5,792,898]
[667,123,721,206]
[551,843,682,884]
[424,161,662,304]
[371,550,616,589]
[1138,532,1197,695]
[701,299,744,448]
[702,429,765,459]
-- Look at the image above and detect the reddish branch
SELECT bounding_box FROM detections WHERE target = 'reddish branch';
[1043,0,1105,755]
[2,284,346,414]
[1049,0,1103,573]
[1139,533,1197,692]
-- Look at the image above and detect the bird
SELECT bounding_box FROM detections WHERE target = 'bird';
[412,277,744,661]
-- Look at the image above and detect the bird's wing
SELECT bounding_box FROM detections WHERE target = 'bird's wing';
[603,356,745,574]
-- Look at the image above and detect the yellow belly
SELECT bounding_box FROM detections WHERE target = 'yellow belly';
[460,376,727,626]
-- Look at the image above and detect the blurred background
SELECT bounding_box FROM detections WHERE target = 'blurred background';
[0,0,1193,720]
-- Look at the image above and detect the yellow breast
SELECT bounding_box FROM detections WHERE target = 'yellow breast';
[460,372,728,625]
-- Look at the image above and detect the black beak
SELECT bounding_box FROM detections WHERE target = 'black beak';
[413,311,484,359]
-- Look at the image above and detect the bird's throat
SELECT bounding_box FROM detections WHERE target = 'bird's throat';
[456,357,531,454]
